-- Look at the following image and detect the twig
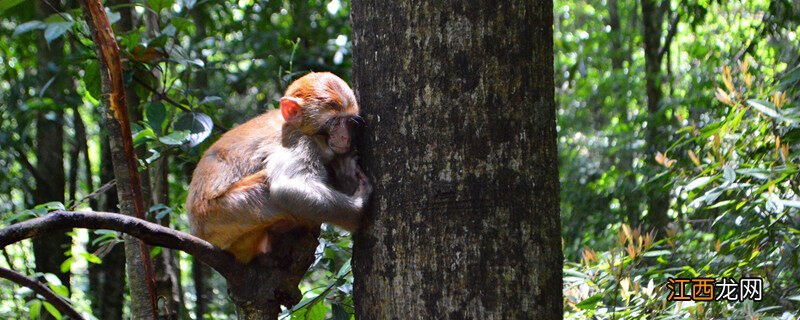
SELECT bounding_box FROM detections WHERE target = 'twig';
[132,76,228,132]
[69,179,116,210]
[11,145,46,188]
[0,267,85,320]
[658,13,680,62]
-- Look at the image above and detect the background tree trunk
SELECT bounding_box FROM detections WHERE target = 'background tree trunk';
[87,134,125,320]
[351,1,563,318]
[641,0,670,232]
[32,0,70,293]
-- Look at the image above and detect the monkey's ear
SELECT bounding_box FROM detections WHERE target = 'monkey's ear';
[280,97,303,125]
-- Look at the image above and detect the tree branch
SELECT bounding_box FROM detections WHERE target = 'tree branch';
[0,267,85,320]
[0,211,238,279]
[658,13,680,62]
[11,144,47,189]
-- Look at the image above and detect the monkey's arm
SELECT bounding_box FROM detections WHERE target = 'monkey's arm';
[269,176,369,231]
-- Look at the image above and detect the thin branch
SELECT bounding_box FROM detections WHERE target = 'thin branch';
[0,267,85,320]
[658,13,680,62]
[69,179,116,210]
[0,210,238,278]
[132,76,228,132]
[11,145,46,188]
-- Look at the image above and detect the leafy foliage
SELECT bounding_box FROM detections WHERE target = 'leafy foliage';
[559,0,800,318]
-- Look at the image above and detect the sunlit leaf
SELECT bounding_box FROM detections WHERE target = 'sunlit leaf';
[575,294,603,310]
[159,130,190,145]
[28,300,42,319]
[174,112,213,147]
[12,20,44,37]
[42,301,62,320]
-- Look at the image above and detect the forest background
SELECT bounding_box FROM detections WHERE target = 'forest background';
[0,0,798,318]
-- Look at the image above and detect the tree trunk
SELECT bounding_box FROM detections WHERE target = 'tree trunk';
[609,0,624,70]
[351,1,563,318]
[32,0,70,293]
[78,0,158,317]
[641,0,670,232]
[88,133,126,320]
[153,153,184,319]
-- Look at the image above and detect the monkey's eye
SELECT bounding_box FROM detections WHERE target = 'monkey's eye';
[349,115,366,131]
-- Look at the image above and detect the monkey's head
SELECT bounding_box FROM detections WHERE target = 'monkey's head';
[280,72,364,159]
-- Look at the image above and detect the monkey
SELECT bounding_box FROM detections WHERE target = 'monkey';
[186,72,371,263]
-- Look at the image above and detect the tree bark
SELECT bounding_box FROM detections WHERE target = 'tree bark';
[351,1,563,319]
[78,0,158,317]
[32,0,70,294]
[641,0,670,232]
[153,153,184,319]
[88,134,125,320]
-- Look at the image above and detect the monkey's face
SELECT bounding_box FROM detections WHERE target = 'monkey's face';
[321,116,364,155]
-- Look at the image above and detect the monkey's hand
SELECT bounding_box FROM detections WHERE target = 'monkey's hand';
[354,166,372,206]
[330,155,360,195]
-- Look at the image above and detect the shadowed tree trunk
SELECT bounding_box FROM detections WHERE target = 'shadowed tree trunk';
[189,6,212,317]
[88,133,125,320]
[641,0,670,232]
[32,0,70,293]
[351,1,563,318]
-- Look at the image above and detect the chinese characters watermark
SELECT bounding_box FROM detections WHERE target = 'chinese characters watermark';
[665,277,762,302]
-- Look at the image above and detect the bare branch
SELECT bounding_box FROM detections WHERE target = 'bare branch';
[0,211,238,279]
[0,267,85,320]
[658,13,680,62]
[11,144,47,188]
[132,76,229,132]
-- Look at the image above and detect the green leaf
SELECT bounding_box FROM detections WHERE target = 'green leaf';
[34,201,65,211]
[48,283,69,298]
[13,20,44,37]
[685,176,711,191]
[0,0,25,12]
[83,61,102,100]
[150,246,162,258]
[42,301,63,320]
[174,112,213,147]
[145,102,167,135]
[133,127,157,146]
[171,17,195,35]
[575,293,603,310]
[642,250,672,257]
[28,299,42,319]
[336,259,352,278]
[747,100,781,120]
[59,257,73,273]
[43,16,75,44]
[80,252,103,264]
[149,204,173,220]
[159,130,190,145]
[6,210,37,223]
[736,168,770,180]
[291,301,327,320]
[148,0,174,13]
[43,273,62,287]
